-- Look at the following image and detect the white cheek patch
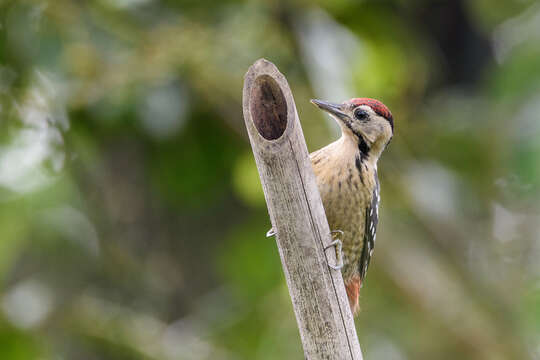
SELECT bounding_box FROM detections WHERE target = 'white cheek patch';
[362,125,379,143]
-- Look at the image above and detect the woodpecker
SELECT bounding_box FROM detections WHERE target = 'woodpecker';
[309,97,394,314]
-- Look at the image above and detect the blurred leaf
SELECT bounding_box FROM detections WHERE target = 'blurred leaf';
[232,151,265,208]
[0,322,42,359]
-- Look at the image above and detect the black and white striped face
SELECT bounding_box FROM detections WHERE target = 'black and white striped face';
[348,105,393,149]
[311,98,394,160]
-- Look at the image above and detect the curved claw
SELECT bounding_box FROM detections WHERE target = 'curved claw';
[324,230,344,271]
[266,228,276,238]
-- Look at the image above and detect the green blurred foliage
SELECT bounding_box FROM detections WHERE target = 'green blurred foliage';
[1,0,540,359]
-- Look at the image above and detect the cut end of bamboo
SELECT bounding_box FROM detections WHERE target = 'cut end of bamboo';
[247,61,288,141]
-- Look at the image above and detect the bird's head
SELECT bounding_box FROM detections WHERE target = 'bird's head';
[311,98,394,160]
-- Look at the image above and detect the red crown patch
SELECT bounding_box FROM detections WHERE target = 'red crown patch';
[350,98,393,129]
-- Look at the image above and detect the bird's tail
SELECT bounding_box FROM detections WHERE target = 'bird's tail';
[345,275,361,315]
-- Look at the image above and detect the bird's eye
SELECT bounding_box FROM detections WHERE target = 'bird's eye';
[354,108,368,120]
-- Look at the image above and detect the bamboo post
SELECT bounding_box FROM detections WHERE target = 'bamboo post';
[242,59,363,359]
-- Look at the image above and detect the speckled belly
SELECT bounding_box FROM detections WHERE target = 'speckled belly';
[315,166,371,282]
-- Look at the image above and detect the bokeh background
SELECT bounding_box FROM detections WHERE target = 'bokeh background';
[1,0,540,359]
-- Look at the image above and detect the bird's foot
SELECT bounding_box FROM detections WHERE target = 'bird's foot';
[266,228,276,238]
[325,230,344,270]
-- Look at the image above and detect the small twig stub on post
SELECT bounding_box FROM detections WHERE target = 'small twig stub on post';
[242,58,363,360]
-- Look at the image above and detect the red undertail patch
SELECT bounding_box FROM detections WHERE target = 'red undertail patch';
[345,275,361,315]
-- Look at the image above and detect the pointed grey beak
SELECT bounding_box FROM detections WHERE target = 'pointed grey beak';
[310,99,348,121]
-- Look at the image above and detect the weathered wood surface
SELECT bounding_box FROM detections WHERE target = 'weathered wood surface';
[242,58,363,360]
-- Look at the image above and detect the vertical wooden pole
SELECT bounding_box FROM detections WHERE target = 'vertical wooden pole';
[242,59,363,359]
